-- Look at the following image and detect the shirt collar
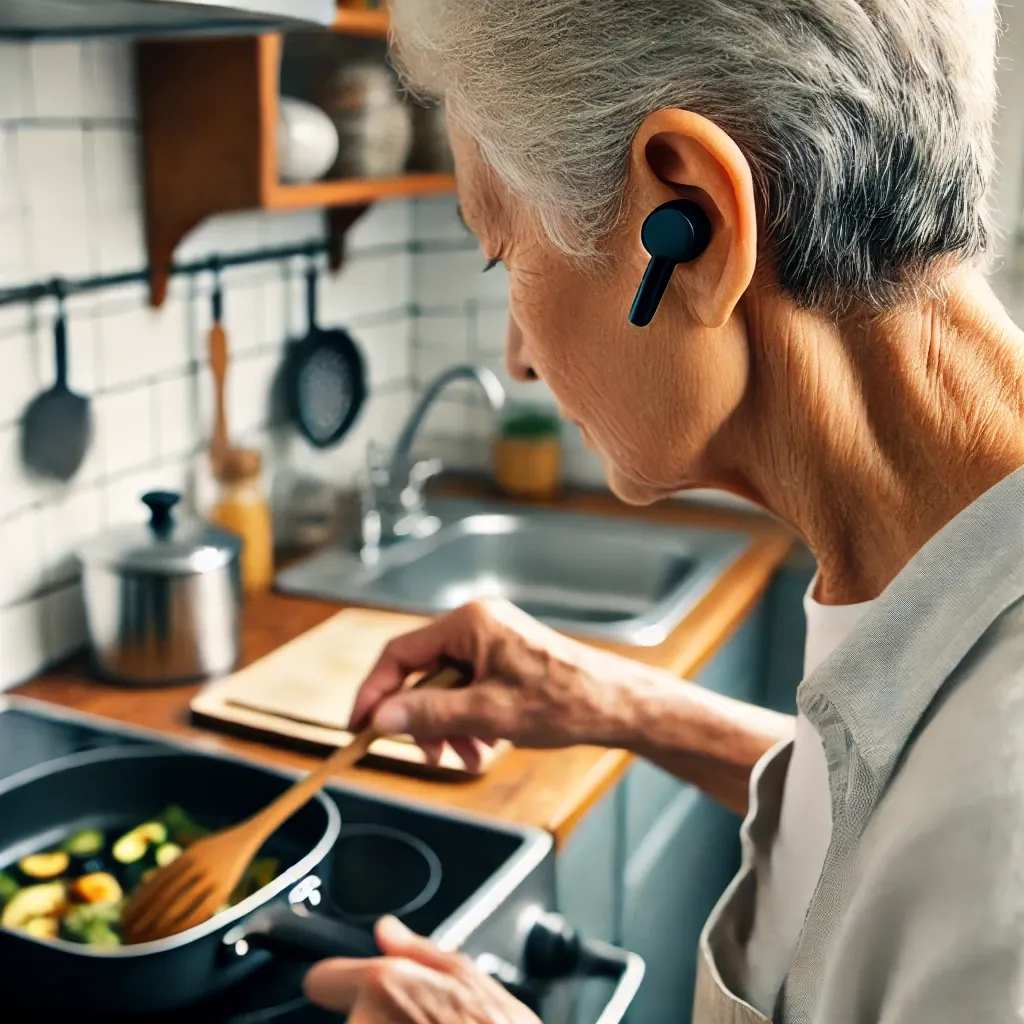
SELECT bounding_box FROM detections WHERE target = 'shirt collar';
[798,463,1024,788]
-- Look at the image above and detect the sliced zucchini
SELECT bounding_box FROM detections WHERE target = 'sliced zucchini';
[70,872,123,906]
[63,902,122,947]
[63,829,104,858]
[160,806,208,847]
[0,871,19,908]
[21,916,60,941]
[112,822,167,864]
[1,882,66,930]
[17,851,70,880]
[154,843,183,868]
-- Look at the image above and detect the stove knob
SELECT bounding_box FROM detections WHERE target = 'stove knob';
[523,912,582,980]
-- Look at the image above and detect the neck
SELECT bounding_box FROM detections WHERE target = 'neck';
[712,269,1024,604]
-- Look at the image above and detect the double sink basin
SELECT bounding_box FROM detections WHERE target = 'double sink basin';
[275,498,752,647]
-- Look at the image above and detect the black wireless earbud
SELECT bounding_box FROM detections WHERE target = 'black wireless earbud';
[628,199,712,328]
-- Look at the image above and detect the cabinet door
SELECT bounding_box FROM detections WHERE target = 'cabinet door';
[622,791,742,1024]
[556,786,622,1024]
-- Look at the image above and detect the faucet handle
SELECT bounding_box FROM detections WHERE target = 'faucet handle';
[409,457,443,487]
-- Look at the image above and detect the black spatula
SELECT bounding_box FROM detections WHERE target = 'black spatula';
[21,286,93,481]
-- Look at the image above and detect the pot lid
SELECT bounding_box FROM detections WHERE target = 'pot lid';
[78,491,242,575]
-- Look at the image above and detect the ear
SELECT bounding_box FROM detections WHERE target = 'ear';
[627,109,758,329]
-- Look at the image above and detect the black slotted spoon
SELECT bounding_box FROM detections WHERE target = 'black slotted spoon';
[21,282,93,481]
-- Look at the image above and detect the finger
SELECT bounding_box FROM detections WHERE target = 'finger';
[303,959,371,1013]
[418,738,445,767]
[374,916,457,972]
[349,628,448,731]
[373,682,509,741]
[447,736,486,773]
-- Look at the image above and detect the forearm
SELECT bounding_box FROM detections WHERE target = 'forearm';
[593,664,794,816]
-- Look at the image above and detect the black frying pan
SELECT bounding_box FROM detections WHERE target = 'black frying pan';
[284,263,367,449]
[0,746,378,1016]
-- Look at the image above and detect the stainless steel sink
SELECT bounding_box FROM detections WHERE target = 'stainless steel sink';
[275,498,752,647]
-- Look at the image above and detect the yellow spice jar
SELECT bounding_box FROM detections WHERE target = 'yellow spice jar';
[209,448,274,595]
[493,406,563,500]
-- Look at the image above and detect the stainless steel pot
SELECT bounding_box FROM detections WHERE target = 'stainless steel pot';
[78,490,243,686]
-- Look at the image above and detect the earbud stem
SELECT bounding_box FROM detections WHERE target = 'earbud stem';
[629,256,676,328]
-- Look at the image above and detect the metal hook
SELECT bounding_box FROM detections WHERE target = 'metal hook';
[210,256,223,323]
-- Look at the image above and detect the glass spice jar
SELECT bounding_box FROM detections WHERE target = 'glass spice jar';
[209,448,274,595]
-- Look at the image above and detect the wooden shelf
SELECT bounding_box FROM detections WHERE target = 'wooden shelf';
[137,11,453,307]
[267,173,454,211]
[332,7,390,37]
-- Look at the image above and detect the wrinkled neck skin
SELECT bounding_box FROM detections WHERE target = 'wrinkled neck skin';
[705,268,1024,605]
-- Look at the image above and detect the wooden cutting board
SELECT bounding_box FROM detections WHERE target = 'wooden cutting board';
[190,607,507,777]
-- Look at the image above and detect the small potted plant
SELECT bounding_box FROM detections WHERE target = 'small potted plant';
[493,404,563,499]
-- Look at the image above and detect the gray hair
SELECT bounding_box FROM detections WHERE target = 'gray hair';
[391,0,998,311]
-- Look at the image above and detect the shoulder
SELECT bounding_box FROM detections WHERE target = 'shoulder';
[814,600,1024,1023]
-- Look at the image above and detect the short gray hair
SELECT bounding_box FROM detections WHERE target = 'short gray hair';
[391,0,999,311]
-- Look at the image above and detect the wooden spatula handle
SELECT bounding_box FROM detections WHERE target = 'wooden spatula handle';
[209,322,229,476]
[249,663,470,836]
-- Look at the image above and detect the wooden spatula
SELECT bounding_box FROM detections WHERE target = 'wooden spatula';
[121,663,469,945]
[208,279,230,480]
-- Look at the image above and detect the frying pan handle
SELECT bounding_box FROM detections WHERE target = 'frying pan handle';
[305,263,319,332]
[231,902,380,962]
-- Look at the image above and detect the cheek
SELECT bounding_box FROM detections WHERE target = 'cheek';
[507,262,749,488]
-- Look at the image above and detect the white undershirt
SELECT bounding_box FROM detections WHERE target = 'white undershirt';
[743,581,876,1017]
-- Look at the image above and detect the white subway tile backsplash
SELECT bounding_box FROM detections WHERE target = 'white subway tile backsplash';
[97,385,154,475]
[0,212,29,288]
[155,375,198,460]
[416,248,482,308]
[40,485,102,586]
[89,127,141,214]
[83,41,135,120]
[227,350,279,438]
[475,305,509,355]
[43,581,87,667]
[0,329,37,427]
[0,130,23,216]
[17,128,89,216]
[29,42,87,119]
[412,196,464,242]
[93,210,146,274]
[413,313,469,383]
[0,510,43,604]
[0,44,29,121]
[0,596,46,690]
[351,318,410,387]
[347,199,412,251]
[320,251,410,323]
[99,295,190,389]
[27,212,93,278]
[0,424,36,518]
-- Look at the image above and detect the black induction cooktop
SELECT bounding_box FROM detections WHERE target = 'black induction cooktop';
[0,698,557,1023]
[0,698,642,1024]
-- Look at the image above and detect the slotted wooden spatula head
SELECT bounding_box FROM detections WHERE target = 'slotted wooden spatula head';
[121,663,469,944]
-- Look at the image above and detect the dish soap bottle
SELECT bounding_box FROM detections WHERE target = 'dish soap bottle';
[209,448,274,595]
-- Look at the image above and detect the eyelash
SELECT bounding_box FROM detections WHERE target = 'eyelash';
[482,257,502,273]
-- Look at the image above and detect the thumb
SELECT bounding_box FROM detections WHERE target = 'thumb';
[373,684,498,740]
[374,916,454,971]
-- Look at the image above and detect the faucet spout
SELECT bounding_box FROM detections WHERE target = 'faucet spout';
[391,364,506,471]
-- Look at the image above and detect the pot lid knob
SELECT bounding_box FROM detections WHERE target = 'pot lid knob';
[142,491,180,537]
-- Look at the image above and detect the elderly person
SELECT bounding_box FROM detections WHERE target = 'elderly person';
[303,1,1024,1021]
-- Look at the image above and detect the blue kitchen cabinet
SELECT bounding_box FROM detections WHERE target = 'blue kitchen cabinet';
[556,599,772,1024]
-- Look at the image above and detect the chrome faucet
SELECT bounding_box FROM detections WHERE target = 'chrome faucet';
[360,365,506,558]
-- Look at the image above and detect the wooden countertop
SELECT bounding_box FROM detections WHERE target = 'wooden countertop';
[12,488,793,849]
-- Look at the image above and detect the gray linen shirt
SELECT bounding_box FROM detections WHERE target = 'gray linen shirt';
[696,464,1024,1023]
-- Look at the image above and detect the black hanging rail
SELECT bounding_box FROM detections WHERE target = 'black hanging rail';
[0,239,330,309]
